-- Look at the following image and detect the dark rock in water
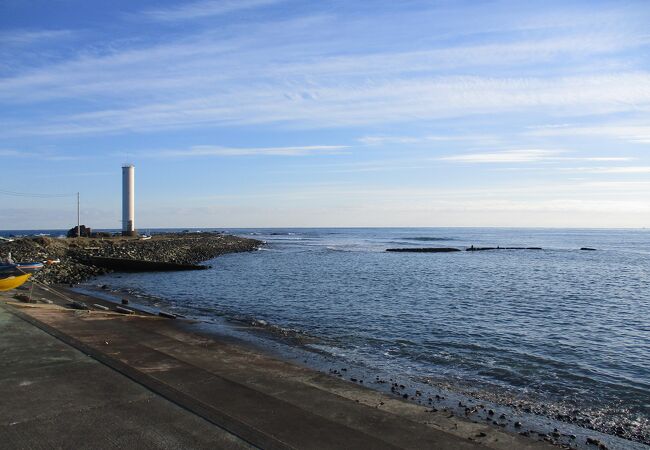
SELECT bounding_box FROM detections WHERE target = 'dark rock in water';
[386,247,461,253]
[514,421,522,428]
[467,246,543,251]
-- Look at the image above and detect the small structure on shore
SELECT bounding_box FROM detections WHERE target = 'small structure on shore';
[122,165,136,237]
[67,225,92,238]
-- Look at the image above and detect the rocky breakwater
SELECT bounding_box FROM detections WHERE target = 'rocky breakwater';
[0,233,262,285]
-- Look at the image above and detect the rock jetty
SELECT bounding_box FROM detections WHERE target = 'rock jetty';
[466,246,543,251]
[0,233,262,285]
[386,248,461,253]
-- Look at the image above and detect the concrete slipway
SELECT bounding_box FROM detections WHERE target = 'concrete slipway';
[0,288,554,450]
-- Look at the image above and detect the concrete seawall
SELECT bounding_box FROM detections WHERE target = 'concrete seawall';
[0,286,554,450]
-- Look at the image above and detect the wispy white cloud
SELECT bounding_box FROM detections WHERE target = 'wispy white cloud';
[440,150,632,164]
[358,134,500,146]
[0,0,648,146]
[440,149,632,164]
[528,123,650,144]
[276,34,650,79]
[0,148,81,161]
[141,0,285,22]
[358,136,422,146]
[126,144,348,158]
[441,149,562,163]
[559,166,650,174]
[178,181,650,218]
[0,29,75,46]
[4,73,650,138]
[0,149,29,157]
[579,181,650,189]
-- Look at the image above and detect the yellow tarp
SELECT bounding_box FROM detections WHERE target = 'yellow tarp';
[0,273,32,291]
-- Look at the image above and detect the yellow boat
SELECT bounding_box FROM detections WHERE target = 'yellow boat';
[0,273,32,291]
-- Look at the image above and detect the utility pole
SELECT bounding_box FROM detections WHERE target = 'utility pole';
[77,192,80,238]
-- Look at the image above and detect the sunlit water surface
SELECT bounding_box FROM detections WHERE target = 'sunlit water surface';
[86,228,649,445]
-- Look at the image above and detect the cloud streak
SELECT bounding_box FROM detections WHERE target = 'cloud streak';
[559,166,650,174]
[141,0,285,22]
[128,145,349,158]
[3,73,650,138]
[529,123,650,144]
[0,148,80,161]
[440,149,632,164]
[441,149,563,163]
[0,29,75,46]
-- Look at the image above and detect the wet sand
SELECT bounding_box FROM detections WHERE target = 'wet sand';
[0,285,554,450]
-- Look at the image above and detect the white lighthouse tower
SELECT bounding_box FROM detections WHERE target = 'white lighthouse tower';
[122,164,136,237]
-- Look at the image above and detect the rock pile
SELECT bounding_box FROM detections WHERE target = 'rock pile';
[0,233,261,285]
[67,225,93,238]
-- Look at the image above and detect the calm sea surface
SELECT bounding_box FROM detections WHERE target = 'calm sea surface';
[6,227,649,445]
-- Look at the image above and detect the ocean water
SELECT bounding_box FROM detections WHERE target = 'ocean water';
[7,227,649,445]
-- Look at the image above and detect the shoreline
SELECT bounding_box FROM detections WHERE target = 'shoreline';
[70,282,645,449]
[3,229,647,448]
[0,284,556,450]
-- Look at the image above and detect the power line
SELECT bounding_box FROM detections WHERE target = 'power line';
[0,188,75,198]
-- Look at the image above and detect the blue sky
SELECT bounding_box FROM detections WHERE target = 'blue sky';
[1,0,649,229]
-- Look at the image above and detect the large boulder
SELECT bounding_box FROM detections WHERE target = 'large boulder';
[67,225,92,238]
